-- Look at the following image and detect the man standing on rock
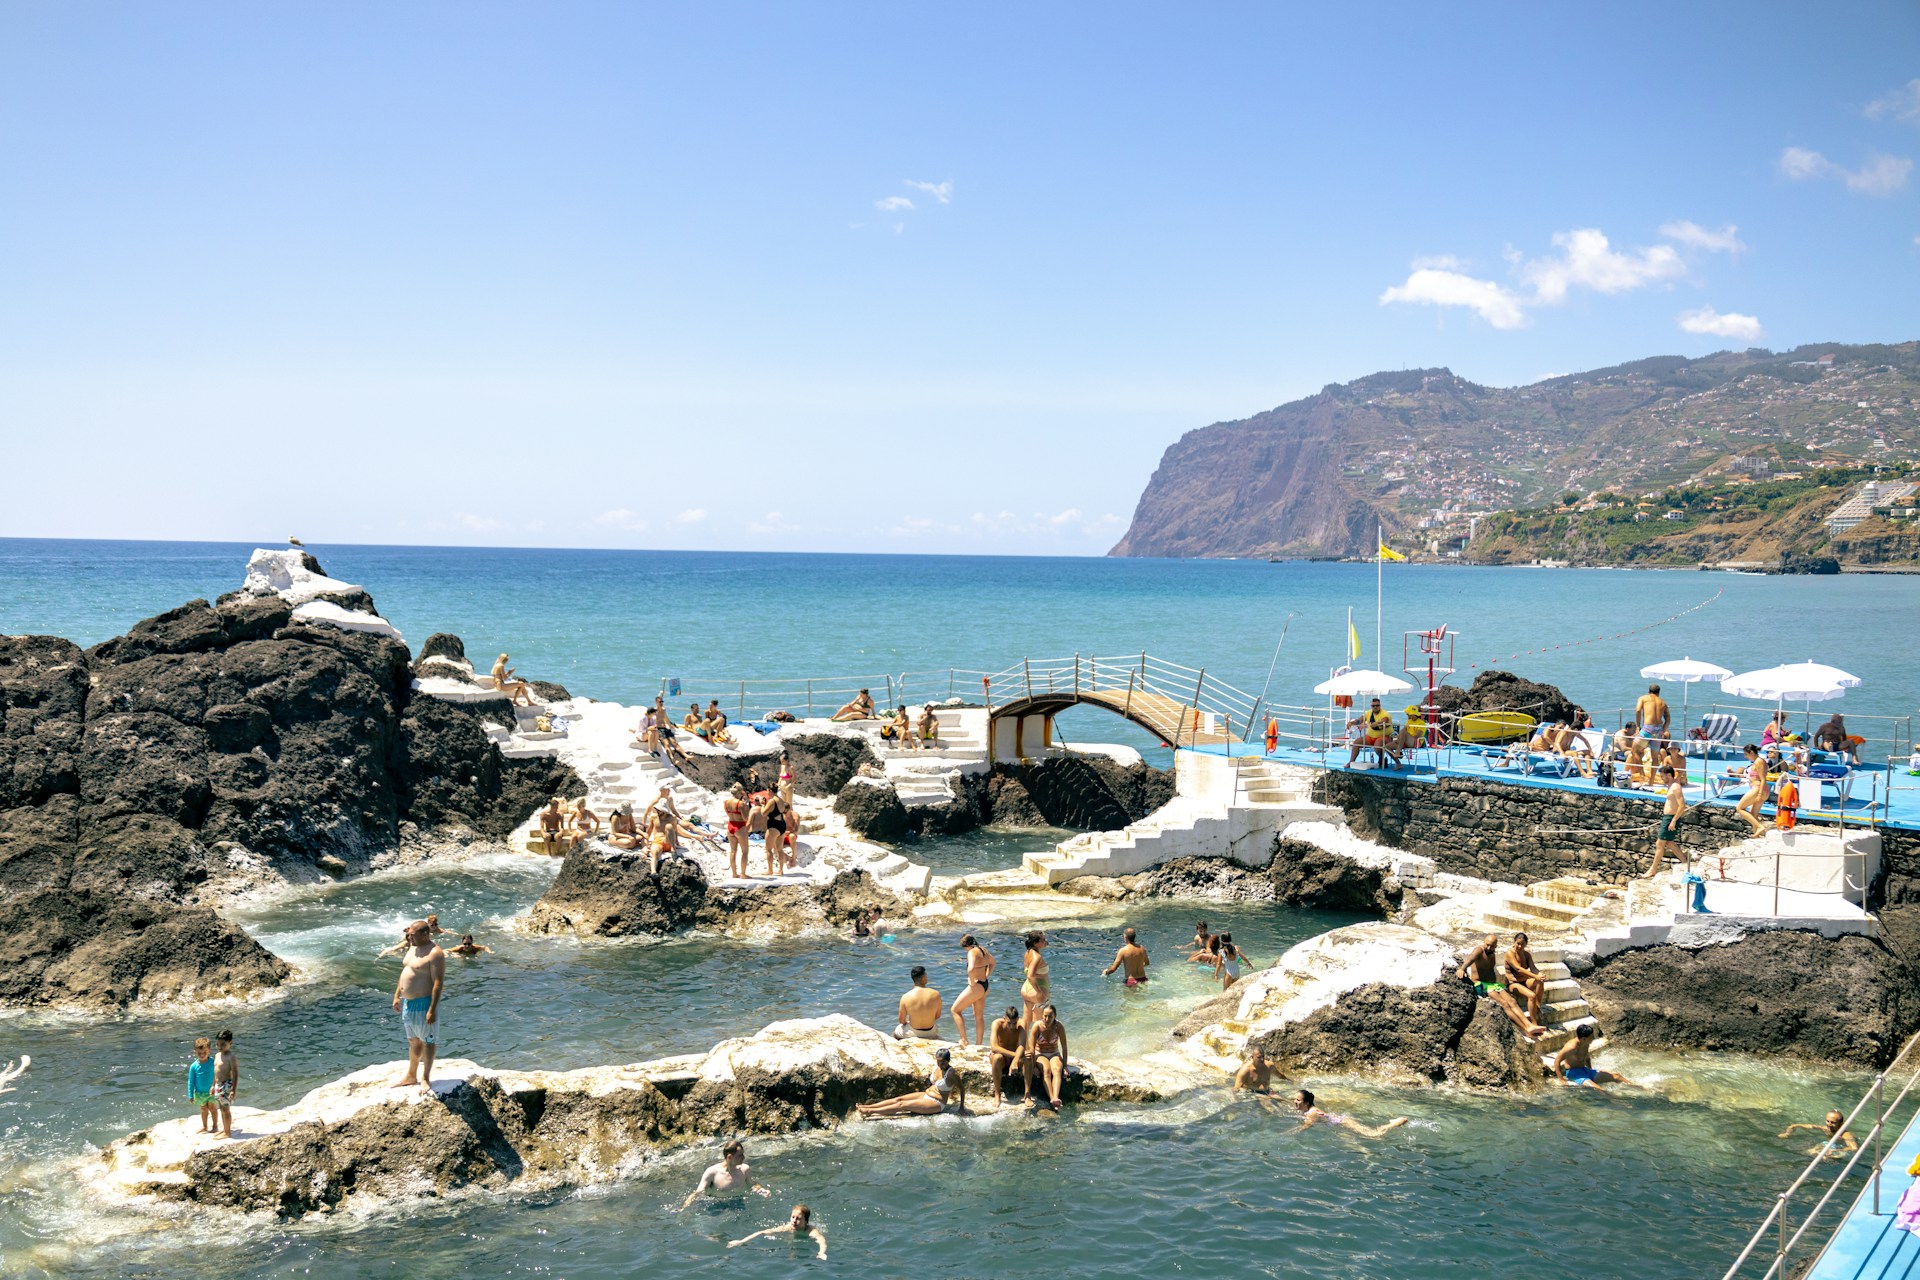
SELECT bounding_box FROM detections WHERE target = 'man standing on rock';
[895,965,944,1039]
[1102,927,1150,987]
[951,935,995,1045]
[1456,934,1545,1041]
[391,919,446,1091]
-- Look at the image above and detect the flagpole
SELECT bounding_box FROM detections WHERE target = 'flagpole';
[1375,523,1383,670]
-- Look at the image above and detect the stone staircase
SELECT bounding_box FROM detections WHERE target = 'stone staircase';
[874,709,991,808]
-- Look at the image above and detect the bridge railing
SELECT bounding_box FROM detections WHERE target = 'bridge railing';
[1720,1028,1920,1280]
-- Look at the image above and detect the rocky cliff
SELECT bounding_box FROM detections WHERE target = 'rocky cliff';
[0,551,579,1010]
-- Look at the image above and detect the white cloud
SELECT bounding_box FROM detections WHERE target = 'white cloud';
[1046,507,1082,526]
[1379,267,1531,330]
[747,512,800,535]
[458,513,504,532]
[1410,253,1465,270]
[675,508,707,525]
[904,180,953,204]
[876,195,915,212]
[1659,220,1746,256]
[1521,229,1685,303]
[1866,79,1920,125]
[1779,146,1913,196]
[1676,306,1764,342]
[593,508,648,533]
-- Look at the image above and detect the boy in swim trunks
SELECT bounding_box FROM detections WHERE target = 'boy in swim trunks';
[951,935,995,1045]
[1553,1021,1638,1089]
[187,1036,216,1132]
[211,1030,239,1139]
[1644,765,1690,880]
[1102,927,1150,986]
[1457,934,1546,1040]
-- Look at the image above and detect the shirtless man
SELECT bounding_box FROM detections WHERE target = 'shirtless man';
[894,965,944,1040]
[681,1140,772,1208]
[1457,933,1545,1040]
[1781,1110,1860,1158]
[1102,927,1151,987]
[951,934,995,1045]
[448,934,492,957]
[1553,1022,1639,1089]
[1645,765,1690,879]
[1635,684,1671,737]
[390,919,446,1090]
[917,704,939,746]
[537,797,570,853]
[1234,1045,1281,1093]
[1503,932,1546,1023]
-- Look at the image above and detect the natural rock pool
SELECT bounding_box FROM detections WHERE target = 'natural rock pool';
[0,848,1869,1278]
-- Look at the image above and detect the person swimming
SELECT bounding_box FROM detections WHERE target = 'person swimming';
[1291,1088,1408,1139]
[1781,1109,1860,1159]
[728,1204,827,1260]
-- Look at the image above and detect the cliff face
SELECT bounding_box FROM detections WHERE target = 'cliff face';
[1108,393,1385,559]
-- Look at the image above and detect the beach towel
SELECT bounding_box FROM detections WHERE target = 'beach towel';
[1895,1181,1920,1235]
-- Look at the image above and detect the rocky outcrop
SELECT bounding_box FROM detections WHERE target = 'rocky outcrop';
[93,1015,1176,1217]
[985,756,1172,830]
[1063,840,1395,915]
[1431,669,1579,730]
[524,846,902,940]
[669,732,880,799]
[0,559,581,1010]
[1251,981,1544,1092]
[832,778,910,841]
[1581,927,1920,1068]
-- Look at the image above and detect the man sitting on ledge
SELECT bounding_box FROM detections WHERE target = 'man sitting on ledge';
[1456,934,1546,1040]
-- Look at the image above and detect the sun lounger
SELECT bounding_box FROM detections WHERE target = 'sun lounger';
[1686,713,1741,758]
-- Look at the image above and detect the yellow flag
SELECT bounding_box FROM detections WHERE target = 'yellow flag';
[1348,619,1362,660]
[1379,540,1406,562]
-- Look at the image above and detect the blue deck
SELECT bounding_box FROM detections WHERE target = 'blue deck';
[1194,741,1920,834]
[1803,1110,1920,1280]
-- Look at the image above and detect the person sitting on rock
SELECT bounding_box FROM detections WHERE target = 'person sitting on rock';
[640,807,673,875]
[490,653,536,706]
[988,1006,1025,1105]
[568,798,601,841]
[705,701,736,747]
[1502,933,1546,1024]
[1456,933,1546,1041]
[1553,1022,1640,1090]
[1023,1003,1070,1111]
[894,965,944,1040]
[684,703,709,740]
[1291,1088,1408,1139]
[608,805,641,851]
[537,797,571,853]
[917,704,940,746]
[1782,1109,1859,1159]
[856,1046,966,1119]
[831,689,875,722]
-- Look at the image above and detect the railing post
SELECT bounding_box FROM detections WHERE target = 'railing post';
[1074,652,1080,699]
[1874,1073,1885,1213]
[886,675,895,709]
[807,680,813,719]
[1124,672,1135,722]
[1190,669,1207,747]
[949,669,955,700]
[1091,655,1098,693]
[1773,846,1781,918]
[1777,1191,1790,1274]
[1024,659,1033,700]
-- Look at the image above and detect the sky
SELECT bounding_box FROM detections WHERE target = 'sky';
[1,3,1917,555]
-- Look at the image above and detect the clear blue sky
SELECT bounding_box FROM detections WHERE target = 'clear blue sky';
[2,3,1915,553]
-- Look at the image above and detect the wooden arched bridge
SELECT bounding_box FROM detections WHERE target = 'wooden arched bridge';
[979,654,1253,755]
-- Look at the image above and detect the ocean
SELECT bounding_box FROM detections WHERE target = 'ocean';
[0,537,1913,1278]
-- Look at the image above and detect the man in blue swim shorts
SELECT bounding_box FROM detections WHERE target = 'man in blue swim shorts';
[390,919,446,1092]
[1553,1022,1639,1089]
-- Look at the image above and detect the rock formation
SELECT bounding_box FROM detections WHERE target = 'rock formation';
[92,1014,1173,1217]
[1429,669,1580,731]
[0,552,579,1009]
[1070,841,1396,915]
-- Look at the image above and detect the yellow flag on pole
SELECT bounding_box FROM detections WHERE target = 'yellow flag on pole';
[1347,619,1362,660]
[1378,540,1407,562]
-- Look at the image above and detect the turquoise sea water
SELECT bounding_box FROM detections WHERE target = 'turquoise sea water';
[1,538,1912,1277]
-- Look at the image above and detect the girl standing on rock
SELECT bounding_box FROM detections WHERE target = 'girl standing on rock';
[1020,931,1050,1029]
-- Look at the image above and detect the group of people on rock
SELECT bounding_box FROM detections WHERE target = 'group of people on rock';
[721,759,801,880]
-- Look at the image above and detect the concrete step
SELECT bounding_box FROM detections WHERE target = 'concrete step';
[1542,998,1591,1023]
[1541,978,1582,1002]
[1535,960,1571,979]
[1498,894,1586,924]
[1480,910,1574,935]
[958,869,1054,895]
[1533,877,1622,908]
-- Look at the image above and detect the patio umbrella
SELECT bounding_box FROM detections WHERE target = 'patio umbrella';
[1639,657,1734,733]
[1721,661,1861,734]
[1313,669,1414,697]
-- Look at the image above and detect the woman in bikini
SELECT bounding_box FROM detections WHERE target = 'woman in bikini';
[724,783,751,878]
[1024,1004,1069,1111]
[1188,934,1223,966]
[1213,940,1244,991]
[776,753,794,806]
[1734,743,1769,835]
[1020,931,1050,1028]
[1291,1088,1408,1139]
[607,806,640,851]
[856,1047,966,1119]
[758,791,792,874]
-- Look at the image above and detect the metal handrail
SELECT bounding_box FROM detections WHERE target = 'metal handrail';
[1721,1030,1920,1279]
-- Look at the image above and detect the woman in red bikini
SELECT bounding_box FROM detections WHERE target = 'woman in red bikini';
[724,783,751,879]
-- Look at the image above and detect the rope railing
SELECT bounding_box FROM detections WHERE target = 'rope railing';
[1721,1029,1920,1279]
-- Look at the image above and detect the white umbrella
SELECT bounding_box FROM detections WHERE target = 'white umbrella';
[1314,669,1413,697]
[1722,660,1861,736]
[1640,657,1734,738]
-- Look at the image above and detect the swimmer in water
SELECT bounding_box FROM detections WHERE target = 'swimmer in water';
[951,934,995,1046]
[680,1140,772,1208]
[1781,1109,1860,1159]
[1234,1045,1282,1094]
[1291,1089,1408,1139]
[447,934,493,957]
[1102,927,1150,986]
[728,1204,827,1260]
[1552,1022,1641,1090]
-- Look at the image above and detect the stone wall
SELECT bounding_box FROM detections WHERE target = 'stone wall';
[1314,770,1753,885]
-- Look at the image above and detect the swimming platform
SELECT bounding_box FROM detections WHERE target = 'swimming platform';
[1188,739,1920,835]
